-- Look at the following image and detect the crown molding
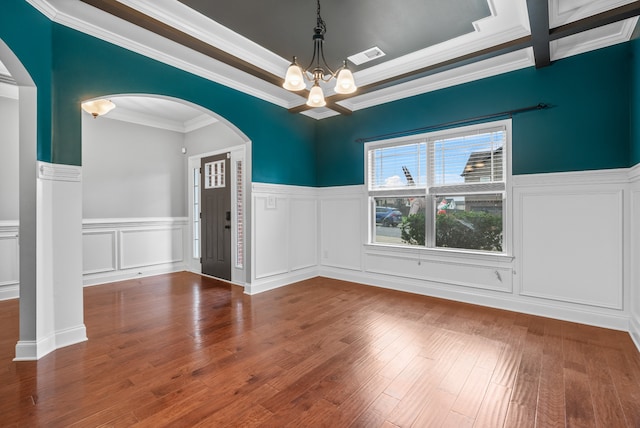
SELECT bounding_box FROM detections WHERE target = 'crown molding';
[549,0,638,28]
[24,0,58,20]
[184,114,219,133]
[31,0,296,109]
[103,107,185,133]
[120,0,288,77]
[25,0,640,120]
[344,48,535,113]
[550,17,638,61]
[0,82,18,100]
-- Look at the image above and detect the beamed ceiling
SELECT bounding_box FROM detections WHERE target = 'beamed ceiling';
[24,0,640,119]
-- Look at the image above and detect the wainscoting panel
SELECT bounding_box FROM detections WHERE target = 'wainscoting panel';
[319,186,364,271]
[0,222,19,300]
[516,185,624,310]
[249,184,319,294]
[364,250,513,293]
[82,230,117,275]
[120,227,184,270]
[83,218,188,286]
[253,194,290,279]
[289,198,318,272]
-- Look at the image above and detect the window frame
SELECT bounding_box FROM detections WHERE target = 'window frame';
[365,119,512,256]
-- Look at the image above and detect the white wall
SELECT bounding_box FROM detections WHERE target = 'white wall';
[0,93,19,220]
[82,115,187,218]
[184,121,244,155]
[0,89,19,300]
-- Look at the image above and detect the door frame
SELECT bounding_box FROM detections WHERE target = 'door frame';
[187,144,248,286]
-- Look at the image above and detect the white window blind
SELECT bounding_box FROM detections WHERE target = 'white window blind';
[429,126,506,195]
[368,141,427,191]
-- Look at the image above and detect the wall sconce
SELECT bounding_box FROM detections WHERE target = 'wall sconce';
[81,99,116,118]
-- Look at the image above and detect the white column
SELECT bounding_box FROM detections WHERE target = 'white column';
[14,161,87,360]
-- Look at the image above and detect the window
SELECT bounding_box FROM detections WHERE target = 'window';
[192,167,201,258]
[366,120,509,253]
[235,159,244,269]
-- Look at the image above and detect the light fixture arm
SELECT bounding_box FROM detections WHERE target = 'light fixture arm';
[282,0,357,106]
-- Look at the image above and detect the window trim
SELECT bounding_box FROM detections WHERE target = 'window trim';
[364,119,512,256]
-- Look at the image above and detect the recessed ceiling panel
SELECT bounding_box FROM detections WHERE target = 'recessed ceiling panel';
[177,0,492,70]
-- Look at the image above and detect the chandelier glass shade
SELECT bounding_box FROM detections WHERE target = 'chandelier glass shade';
[282,0,357,107]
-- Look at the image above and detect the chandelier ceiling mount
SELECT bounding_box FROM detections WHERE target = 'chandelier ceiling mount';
[282,0,357,108]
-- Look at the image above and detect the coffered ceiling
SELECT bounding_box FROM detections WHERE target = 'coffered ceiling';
[20,0,640,119]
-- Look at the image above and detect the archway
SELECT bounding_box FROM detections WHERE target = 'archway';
[80,94,252,287]
[0,39,39,361]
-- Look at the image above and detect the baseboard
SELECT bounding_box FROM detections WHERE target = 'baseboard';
[246,267,319,295]
[55,324,88,349]
[13,324,87,361]
[14,335,56,361]
[631,314,640,353]
[0,283,19,301]
[83,263,187,287]
[318,266,631,332]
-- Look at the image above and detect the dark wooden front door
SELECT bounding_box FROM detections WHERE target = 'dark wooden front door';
[200,153,231,281]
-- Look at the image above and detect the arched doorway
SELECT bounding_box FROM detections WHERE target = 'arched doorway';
[0,39,40,361]
[80,94,252,287]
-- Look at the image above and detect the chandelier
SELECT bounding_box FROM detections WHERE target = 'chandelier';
[282,0,357,108]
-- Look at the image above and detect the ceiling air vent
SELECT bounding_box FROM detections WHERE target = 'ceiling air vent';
[348,46,386,66]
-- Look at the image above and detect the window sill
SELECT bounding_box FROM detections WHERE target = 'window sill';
[363,243,514,264]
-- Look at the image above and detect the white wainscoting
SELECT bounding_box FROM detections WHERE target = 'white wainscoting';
[0,221,19,300]
[319,186,364,272]
[316,169,632,332]
[514,175,625,310]
[82,218,188,286]
[248,183,318,294]
[630,165,640,352]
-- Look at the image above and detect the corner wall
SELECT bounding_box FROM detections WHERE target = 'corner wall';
[630,165,640,351]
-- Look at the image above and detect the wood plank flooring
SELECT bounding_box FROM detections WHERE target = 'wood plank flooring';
[1,272,639,427]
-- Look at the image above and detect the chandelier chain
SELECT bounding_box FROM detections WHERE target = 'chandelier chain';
[316,0,326,35]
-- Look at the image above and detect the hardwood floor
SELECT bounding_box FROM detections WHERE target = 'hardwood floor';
[1,272,639,427]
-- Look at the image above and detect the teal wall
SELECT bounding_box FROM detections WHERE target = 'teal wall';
[0,0,53,162]
[631,38,640,166]
[316,42,633,186]
[1,1,637,187]
[2,1,317,186]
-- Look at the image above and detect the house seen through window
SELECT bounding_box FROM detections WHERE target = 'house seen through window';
[366,119,509,253]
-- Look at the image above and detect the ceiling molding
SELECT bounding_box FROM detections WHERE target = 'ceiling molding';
[342,48,535,113]
[120,0,288,77]
[551,17,638,60]
[0,82,19,100]
[291,35,533,114]
[26,0,640,120]
[32,0,298,109]
[550,0,640,40]
[184,114,219,133]
[103,107,187,133]
[549,0,638,28]
[25,0,58,20]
